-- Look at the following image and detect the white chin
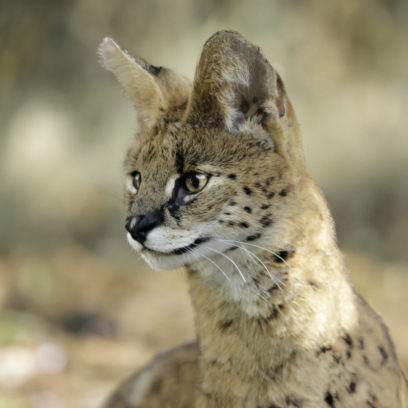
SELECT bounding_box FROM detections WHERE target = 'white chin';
[140,250,187,271]
[127,233,191,271]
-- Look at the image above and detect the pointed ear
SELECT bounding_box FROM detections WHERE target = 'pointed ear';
[188,30,286,133]
[98,38,191,132]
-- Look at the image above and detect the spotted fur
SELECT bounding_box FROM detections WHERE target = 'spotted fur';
[99,31,408,408]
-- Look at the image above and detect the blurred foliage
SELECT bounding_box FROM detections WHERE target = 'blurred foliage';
[0,1,408,407]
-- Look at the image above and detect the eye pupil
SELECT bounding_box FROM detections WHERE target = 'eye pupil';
[190,175,199,189]
[126,171,141,194]
[133,172,141,191]
[184,172,209,193]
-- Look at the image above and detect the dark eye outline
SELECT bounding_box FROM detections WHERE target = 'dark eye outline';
[182,172,210,194]
[126,171,141,194]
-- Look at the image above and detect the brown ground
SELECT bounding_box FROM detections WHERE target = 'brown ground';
[0,245,407,408]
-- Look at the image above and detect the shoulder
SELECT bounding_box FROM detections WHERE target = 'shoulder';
[103,341,199,408]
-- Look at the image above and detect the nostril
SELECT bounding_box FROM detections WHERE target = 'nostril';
[136,215,157,234]
[125,213,163,244]
[125,216,141,234]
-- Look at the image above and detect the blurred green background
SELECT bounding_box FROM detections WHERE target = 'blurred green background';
[0,1,407,407]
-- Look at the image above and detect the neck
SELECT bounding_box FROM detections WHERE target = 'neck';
[186,178,357,400]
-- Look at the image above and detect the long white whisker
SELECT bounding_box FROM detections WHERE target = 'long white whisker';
[194,249,230,281]
[207,248,246,283]
[221,239,294,274]
[186,247,205,274]
[241,246,262,268]
[218,240,284,290]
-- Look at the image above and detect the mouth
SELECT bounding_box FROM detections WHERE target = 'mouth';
[144,237,211,256]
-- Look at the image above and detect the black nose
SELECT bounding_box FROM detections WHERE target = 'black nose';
[125,213,162,244]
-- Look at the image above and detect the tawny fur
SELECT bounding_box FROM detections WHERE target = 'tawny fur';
[99,31,408,408]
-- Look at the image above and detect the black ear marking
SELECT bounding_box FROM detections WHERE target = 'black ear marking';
[149,65,162,76]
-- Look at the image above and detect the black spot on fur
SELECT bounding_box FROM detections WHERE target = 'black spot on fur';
[229,201,237,206]
[366,401,375,408]
[324,392,334,407]
[274,250,294,263]
[359,338,365,350]
[318,346,332,355]
[343,334,353,358]
[261,204,270,210]
[267,306,280,320]
[273,363,284,374]
[228,246,239,251]
[220,319,233,330]
[243,186,252,195]
[267,192,275,199]
[228,221,235,226]
[244,206,252,213]
[240,222,249,228]
[224,212,231,215]
[260,214,273,227]
[307,280,320,289]
[348,382,356,393]
[218,220,224,223]
[228,174,236,180]
[246,233,261,241]
[268,405,280,408]
[343,333,353,348]
[279,189,288,197]
[378,345,388,364]
[255,182,261,188]
[363,355,370,366]
[265,180,271,187]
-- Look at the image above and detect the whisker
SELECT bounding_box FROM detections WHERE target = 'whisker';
[240,245,262,268]
[218,239,284,290]
[194,249,230,281]
[207,248,246,283]
[186,247,206,275]
[221,239,294,275]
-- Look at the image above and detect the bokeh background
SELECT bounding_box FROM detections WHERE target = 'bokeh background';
[1,1,407,407]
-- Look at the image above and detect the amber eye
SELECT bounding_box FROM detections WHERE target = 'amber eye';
[184,173,209,193]
[126,171,141,194]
